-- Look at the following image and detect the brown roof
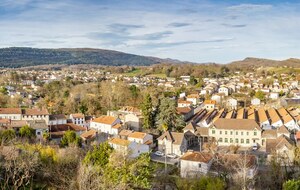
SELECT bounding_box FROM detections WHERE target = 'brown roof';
[213,118,260,131]
[93,115,118,125]
[80,129,97,140]
[23,108,49,115]
[266,135,294,153]
[225,110,233,119]
[267,108,281,124]
[187,94,200,99]
[0,108,22,114]
[213,154,257,168]
[282,114,294,124]
[108,137,131,146]
[178,99,192,104]
[0,118,10,124]
[49,114,66,120]
[181,151,213,163]
[50,123,86,132]
[184,122,197,131]
[176,107,192,114]
[262,129,277,139]
[204,100,216,105]
[112,123,122,129]
[247,108,256,120]
[277,125,289,134]
[119,129,133,137]
[157,131,187,145]
[128,131,147,139]
[277,107,288,117]
[71,113,84,118]
[195,127,209,136]
[236,108,245,119]
[257,108,268,123]
[8,120,27,128]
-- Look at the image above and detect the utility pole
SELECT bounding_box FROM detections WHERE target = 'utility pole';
[164,144,167,174]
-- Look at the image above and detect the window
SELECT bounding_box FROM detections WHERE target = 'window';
[212,130,215,134]
[220,131,222,135]
[37,132,41,135]
[241,139,244,143]
[230,138,233,143]
[219,138,223,142]
[225,131,227,135]
[254,131,257,136]
[230,131,233,135]
[225,138,228,143]
[246,139,250,144]
[246,132,249,135]
[236,131,238,135]
[198,163,202,168]
[241,132,244,135]
[235,138,239,143]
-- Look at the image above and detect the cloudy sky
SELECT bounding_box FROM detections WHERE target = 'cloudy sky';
[1,0,300,63]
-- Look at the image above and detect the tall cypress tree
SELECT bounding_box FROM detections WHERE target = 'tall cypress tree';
[141,94,154,129]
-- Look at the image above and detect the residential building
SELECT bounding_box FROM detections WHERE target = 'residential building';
[209,118,262,147]
[90,115,122,135]
[180,151,214,178]
[70,113,85,127]
[108,137,149,158]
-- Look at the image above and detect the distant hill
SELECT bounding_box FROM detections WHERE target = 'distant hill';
[228,57,300,68]
[0,47,175,68]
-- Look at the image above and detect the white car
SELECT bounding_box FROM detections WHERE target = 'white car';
[166,153,177,159]
[154,151,164,156]
[252,143,258,151]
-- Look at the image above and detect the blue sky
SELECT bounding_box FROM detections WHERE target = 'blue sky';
[0,0,300,63]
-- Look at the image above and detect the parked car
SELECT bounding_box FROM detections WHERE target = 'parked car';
[252,143,258,151]
[154,151,164,156]
[166,153,177,159]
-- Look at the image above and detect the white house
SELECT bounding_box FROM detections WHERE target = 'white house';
[218,86,230,96]
[0,108,22,120]
[157,131,189,156]
[49,114,67,125]
[180,151,214,178]
[178,99,193,108]
[226,98,238,110]
[70,113,85,127]
[204,100,216,110]
[108,137,149,158]
[186,94,200,105]
[90,115,122,135]
[22,108,49,124]
[127,132,153,145]
[269,92,279,100]
[251,98,261,106]
[211,94,223,104]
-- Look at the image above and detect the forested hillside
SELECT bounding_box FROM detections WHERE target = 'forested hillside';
[0,47,162,67]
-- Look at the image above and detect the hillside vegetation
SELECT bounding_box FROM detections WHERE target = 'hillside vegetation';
[0,47,162,67]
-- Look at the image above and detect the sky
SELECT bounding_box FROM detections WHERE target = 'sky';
[0,0,300,63]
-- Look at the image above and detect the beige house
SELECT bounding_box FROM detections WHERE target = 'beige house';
[0,108,22,120]
[157,131,194,156]
[209,118,262,147]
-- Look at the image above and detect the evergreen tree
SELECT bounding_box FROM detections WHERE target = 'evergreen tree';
[141,94,154,129]
[156,97,185,132]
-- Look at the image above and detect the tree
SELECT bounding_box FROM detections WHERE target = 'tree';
[60,130,82,147]
[141,94,154,129]
[156,97,185,131]
[83,142,113,167]
[0,129,16,144]
[189,76,197,85]
[283,179,300,190]
[255,90,266,101]
[19,125,35,139]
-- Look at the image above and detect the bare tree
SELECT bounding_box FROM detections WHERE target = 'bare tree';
[0,146,39,190]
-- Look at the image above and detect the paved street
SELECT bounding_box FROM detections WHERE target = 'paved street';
[150,153,179,165]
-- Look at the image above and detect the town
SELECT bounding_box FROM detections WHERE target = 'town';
[1,64,300,189]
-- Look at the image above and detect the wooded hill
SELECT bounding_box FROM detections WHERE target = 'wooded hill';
[0,47,166,68]
[0,47,299,68]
